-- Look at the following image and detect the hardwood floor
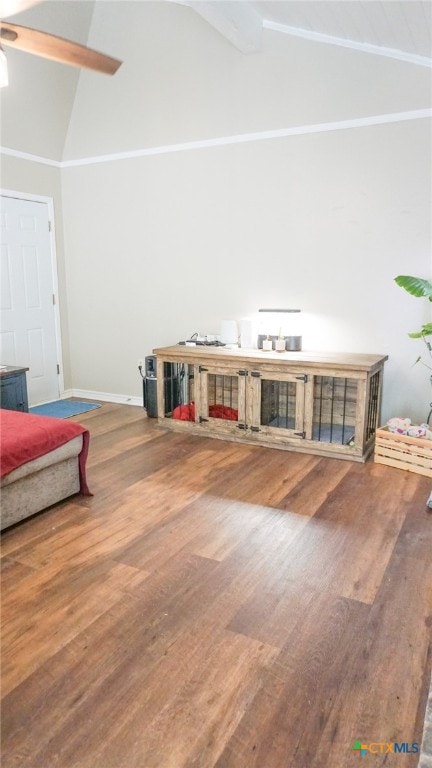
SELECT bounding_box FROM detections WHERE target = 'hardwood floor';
[1,402,431,768]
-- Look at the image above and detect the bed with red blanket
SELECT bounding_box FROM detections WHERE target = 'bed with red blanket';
[0,409,91,530]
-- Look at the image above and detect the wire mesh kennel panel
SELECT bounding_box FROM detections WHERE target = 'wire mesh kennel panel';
[365,371,381,442]
[202,367,240,423]
[312,376,357,445]
[260,379,298,430]
[163,363,195,418]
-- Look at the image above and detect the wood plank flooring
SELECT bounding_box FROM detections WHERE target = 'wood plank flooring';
[1,402,431,768]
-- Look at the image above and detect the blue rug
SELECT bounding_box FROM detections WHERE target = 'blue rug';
[29,400,101,419]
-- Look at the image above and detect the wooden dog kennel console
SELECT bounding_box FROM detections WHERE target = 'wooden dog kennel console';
[153,345,388,462]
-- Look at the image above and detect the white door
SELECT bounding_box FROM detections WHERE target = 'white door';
[0,195,60,405]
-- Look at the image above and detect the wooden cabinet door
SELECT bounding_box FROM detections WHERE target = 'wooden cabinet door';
[197,364,246,434]
[310,374,360,448]
[248,370,307,440]
[0,373,28,412]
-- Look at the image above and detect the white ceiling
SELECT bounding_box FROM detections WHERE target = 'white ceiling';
[180,0,432,64]
[2,1,432,67]
[252,1,432,59]
[1,0,430,162]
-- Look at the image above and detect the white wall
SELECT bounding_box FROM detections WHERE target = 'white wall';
[61,115,431,422]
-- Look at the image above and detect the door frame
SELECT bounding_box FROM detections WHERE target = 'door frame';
[1,188,65,398]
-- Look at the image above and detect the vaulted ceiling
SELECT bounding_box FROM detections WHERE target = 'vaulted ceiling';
[0,0,430,162]
[253,1,432,58]
[179,1,432,63]
[2,0,431,72]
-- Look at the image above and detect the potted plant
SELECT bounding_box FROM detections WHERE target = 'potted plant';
[375,275,432,509]
[395,275,432,424]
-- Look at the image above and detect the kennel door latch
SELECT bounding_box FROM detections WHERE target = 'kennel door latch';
[295,375,308,382]
[294,431,306,438]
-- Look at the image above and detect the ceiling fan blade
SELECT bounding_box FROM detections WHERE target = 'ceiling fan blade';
[0,0,43,18]
[0,22,122,74]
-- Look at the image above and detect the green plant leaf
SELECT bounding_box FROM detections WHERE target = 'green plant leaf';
[408,324,432,338]
[395,275,432,301]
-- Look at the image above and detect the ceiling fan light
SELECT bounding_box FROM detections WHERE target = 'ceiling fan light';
[0,45,8,88]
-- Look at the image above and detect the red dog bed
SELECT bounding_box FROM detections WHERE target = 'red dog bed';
[172,403,238,421]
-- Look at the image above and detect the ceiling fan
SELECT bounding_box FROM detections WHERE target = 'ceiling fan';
[0,0,122,85]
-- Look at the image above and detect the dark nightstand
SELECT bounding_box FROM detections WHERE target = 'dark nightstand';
[0,366,29,412]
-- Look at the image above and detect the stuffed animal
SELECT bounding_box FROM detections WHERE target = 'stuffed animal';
[387,417,432,440]
[387,417,412,434]
[407,423,432,439]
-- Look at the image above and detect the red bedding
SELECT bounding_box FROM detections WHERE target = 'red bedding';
[172,403,238,421]
[0,409,91,495]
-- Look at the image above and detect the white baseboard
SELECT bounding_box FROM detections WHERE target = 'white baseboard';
[62,389,143,407]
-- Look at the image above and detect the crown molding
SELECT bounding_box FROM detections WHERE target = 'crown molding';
[1,109,431,169]
[0,146,61,166]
